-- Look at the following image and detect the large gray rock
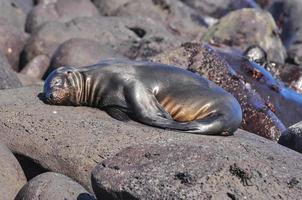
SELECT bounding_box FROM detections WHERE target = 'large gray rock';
[92,0,207,40]
[0,17,28,71]
[26,0,100,33]
[0,143,27,200]
[92,139,302,200]
[15,172,95,200]
[0,51,22,89]
[50,38,124,69]
[279,121,302,153]
[23,16,182,67]
[20,54,50,80]
[202,8,286,63]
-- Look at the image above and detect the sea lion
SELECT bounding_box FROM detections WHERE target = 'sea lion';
[43,59,242,135]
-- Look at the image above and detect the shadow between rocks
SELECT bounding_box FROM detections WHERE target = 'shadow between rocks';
[14,153,49,180]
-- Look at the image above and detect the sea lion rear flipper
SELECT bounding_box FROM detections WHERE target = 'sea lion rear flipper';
[105,106,130,122]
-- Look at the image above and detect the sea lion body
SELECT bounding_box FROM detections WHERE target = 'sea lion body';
[43,59,242,135]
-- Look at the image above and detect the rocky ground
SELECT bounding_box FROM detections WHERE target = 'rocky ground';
[1,0,302,199]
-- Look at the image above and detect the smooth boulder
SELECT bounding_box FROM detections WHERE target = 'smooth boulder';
[0,143,27,200]
[279,121,302,153]
[0,51,22,89]
[15,172,95,200]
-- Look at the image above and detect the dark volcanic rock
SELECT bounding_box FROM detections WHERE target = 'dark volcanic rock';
[0,51,22,89]
[279,121,302,153]
[216,49,302,127]
[50,38,124,69]
[180,0,257,18]
[202,8,286,63]
[0,17,28,71]
[151,43,286,140]
[26,0,100,33]
[92,139,302,200]
[15,172,95,200]
[23,16,182,68]
[0,143,27,200]
[92,0,207,40]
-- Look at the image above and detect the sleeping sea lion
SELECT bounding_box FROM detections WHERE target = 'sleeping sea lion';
[43,59,242,135]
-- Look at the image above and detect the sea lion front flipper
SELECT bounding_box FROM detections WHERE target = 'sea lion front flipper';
[105,106,130,122]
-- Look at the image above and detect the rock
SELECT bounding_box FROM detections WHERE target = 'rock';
[0,17,28,71]
[50,38,124,69]
[92,135,302,200]
[0,51,22,89]
[17,73,43,86]
[11,0,34,15]
[181,0,257,18]
[268,0,302,65]
[0,143,27,200]
[20,55,50,80]
[23,16,182,68]
[0,0,26,30]
[202,8,286,63]
[151,43,286,140]
[92,0,207,40]
[279,121,302,153]
[15,172,95,200]
[26,0,100,33]
[0,85,283,192]
[217,48,302,127]
[36,0,57,5]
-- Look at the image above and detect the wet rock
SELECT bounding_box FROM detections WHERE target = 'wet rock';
[20,54,50,80]
[23,16,182,68]
[0,51,22,89]
[15,172,95,200]
[0,17,28,71]
[0,85,278,192]
[50,38,124,69]
[268,0,302,65]
[217,48,302,127]
[0,0,26,30]
[151,43,285,140]
[92,0,207,40]
[92,138,302,200]
[202,8,286,63]
[279,121,302,153]
[180,0,257,18]
[0,143,27,200]
[26,0,100,33]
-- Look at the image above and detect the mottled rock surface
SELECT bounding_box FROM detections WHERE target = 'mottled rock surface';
[0,0,26,30]
[15,172,95,200]
[26,0,100,33]
[202,8,286,63]
[0,143,27,200]
[92,139,302,200]
[0,51,22,89]
[20,54,50,80]
[279,121,302,153]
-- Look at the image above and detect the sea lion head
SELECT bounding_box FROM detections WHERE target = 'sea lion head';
[43,66,82,106]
